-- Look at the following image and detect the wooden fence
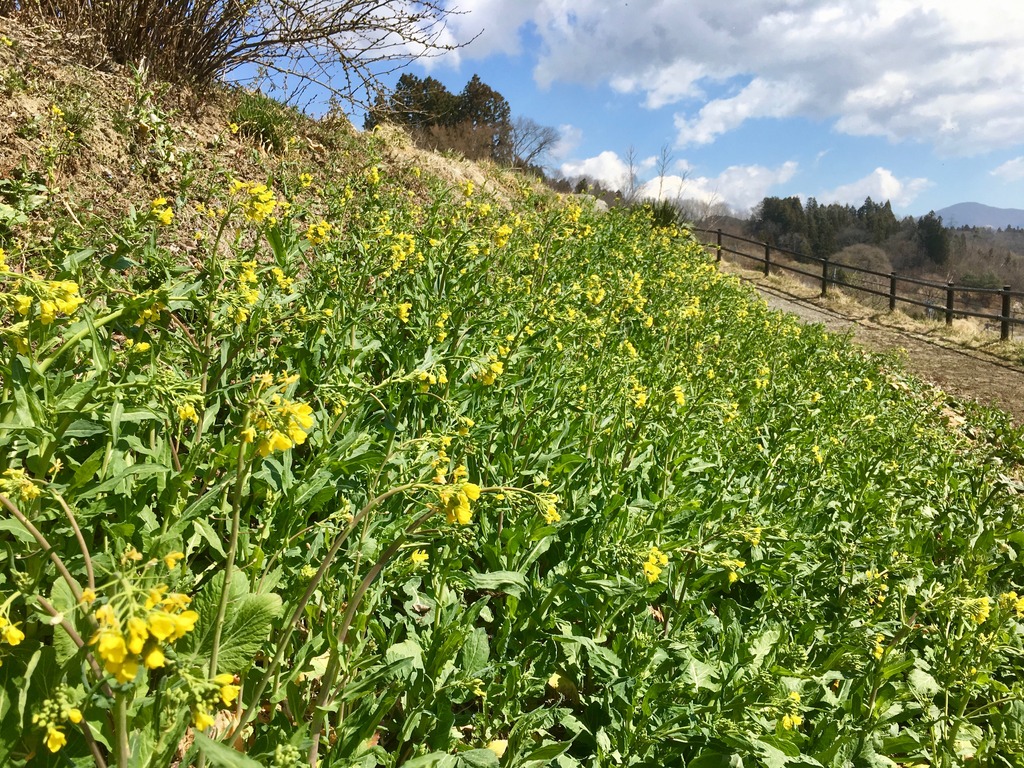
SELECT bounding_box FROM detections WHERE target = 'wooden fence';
[693,228,1023,341]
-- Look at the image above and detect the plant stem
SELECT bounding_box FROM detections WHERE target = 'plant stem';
[1,492,83,602]
[229,481,422,742]
[115,693,129,768]
[209,428,251,678]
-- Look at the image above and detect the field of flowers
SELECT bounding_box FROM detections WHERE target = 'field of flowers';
[2,126,1024,767]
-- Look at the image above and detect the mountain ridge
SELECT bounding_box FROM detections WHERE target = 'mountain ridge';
[934,201,1024,229]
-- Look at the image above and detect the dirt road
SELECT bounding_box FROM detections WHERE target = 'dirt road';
[751,282,1024,425]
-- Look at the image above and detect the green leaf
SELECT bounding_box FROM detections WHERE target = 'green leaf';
[0,517,37,545]
[907,668,940,700]
[402,752,458,768]
[385,639,425,672]
[193,733,264,768]
[459,571,527,596]
[182,572,282,674]
[50,577,83,666]
[460,627,489,675]
[457,749,500,767]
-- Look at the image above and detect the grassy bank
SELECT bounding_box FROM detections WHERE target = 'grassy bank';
[2,21,1024,768]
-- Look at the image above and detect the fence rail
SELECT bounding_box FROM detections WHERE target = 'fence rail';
[693,228,1023,340]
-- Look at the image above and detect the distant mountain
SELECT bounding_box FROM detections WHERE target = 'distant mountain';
[934,202,1024,229]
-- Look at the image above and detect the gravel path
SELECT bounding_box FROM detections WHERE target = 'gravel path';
[751,282,1024,425]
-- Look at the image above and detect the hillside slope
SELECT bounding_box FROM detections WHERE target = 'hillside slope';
[2,18,1024,768]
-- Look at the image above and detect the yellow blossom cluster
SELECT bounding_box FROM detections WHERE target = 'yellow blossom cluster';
[177,401,201,424]
[306,220,332,245]
[872,633,885,660]
[1,467,41,501]
[90,578,198,684]
[965,595,991,625]
[0,599,26,647]
[230,180,278,223]
[721,558,745,584]
[150,197,174,226]
[493,223,513,248]
[864,569,889,606]
[414,368,448,393]
[780,691,804,730]
[538,493,560,525]
[397,301,412,323]
[475,356,503,386]
[31,687,82,753]
[192,673,241,730]
[643,546,669,583]
[433,464,481,526]
[245,385,315,457]
[271,267,294,291]
[999,591,1024,618]
[10,278,84,326]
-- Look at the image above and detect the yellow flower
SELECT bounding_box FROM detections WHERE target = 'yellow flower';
[642,560,662,583]
[214,673,240,706]
[2,622,25,646]
[177,403,199,423]
[193,706,216,730]
[299,173,313,188]
[126,616,149,654]
[156,207,174,226]
[781,713,803,730]
[147,611,176,641]
[67,708,83,724]
[39,300,56,325]
[164,551,185,569]
[397,302,412,323]
[45,726,67,752]
[95,629,127,665]
[111,657,139,684]
[258,429,293,457]
[80,588,97,604]
[228,122,239,134]
[306,220,332,245]
[142,640,166,669]
[486,740,508,758]
[172,610,199,639]
[410,549,429,566]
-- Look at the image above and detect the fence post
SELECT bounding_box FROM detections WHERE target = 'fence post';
[716,229,722,263]
[945,281,955,326]
[889,272,897,311]
[820,257,828,298]
[763,242,771,277]
[1001,285,1012,341]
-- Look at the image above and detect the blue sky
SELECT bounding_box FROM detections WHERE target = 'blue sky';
[382,0,1024,217]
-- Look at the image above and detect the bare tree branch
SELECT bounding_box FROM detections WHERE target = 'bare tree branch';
[8,0,473,107]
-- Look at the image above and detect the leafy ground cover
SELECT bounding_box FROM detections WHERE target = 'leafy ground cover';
[3,24,1024,768]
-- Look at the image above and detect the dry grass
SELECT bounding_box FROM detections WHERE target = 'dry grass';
[715,250,1024,366]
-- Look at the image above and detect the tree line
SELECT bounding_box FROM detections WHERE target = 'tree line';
[748,196,950,266]
[365,73,559,170]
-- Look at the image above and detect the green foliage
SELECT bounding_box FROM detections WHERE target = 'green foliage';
[1,139,1023,768]
[230,92,296,154]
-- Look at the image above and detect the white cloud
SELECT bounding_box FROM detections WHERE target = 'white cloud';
[819,167,931,208]
[444,1,1024,154]
[549,124,582,161]
[992,157,1024,182]
[638,161,798,213]
[559,151,631,190]
[674,78,810,146]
